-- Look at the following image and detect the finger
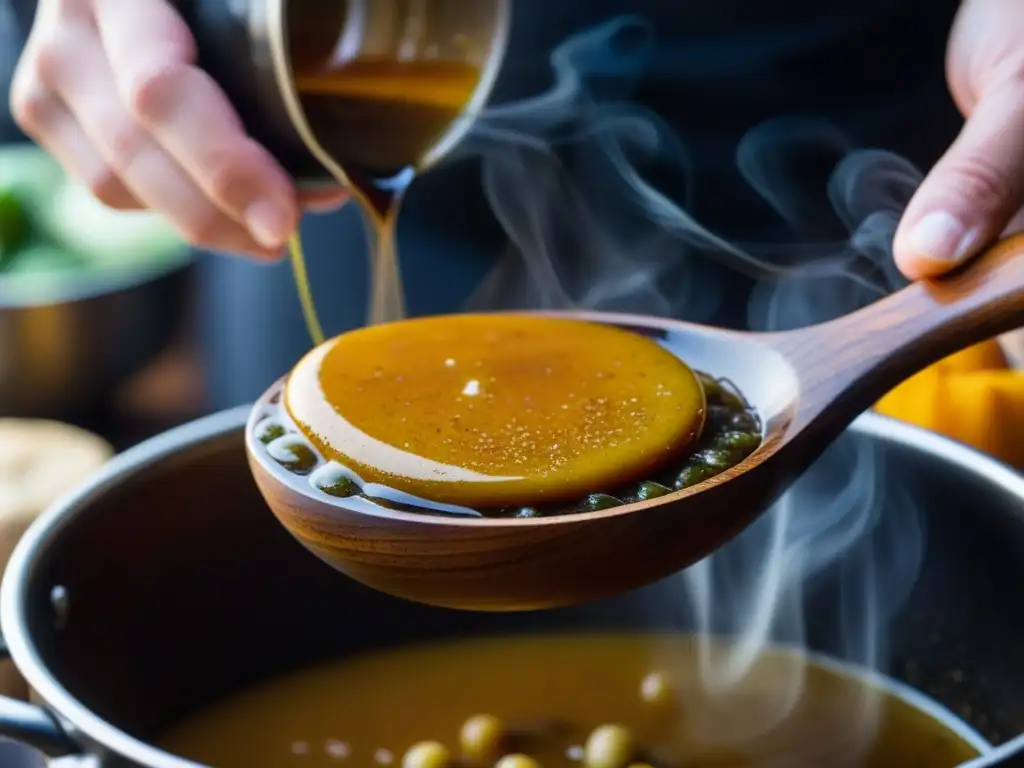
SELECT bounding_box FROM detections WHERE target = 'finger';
[10,27,141,210]
[893,76,1024,279]
[92,0,299,250]
[36,14,279,259]
[9,72,142,211]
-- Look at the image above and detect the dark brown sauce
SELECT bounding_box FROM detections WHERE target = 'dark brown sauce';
[287,5,482,323]
[158,634,983,768]
[293,59,481,191]
[287,0,481,205]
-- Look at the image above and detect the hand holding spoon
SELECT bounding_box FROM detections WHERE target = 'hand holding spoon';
[247,234,1023,612]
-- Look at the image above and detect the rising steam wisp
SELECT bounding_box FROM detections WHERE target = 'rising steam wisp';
[453,15,928,763]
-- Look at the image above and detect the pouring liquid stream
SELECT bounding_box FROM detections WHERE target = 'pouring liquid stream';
[286,58,483,341]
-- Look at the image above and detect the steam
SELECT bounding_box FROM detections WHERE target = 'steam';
[452,14,928,763]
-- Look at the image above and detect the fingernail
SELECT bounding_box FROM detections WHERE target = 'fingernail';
[905,211,979,263]
[245,201,292,249]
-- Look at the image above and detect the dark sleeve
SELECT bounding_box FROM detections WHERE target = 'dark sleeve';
[9,0,33,36]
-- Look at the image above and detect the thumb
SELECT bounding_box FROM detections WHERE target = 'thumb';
[893,76,1024,279]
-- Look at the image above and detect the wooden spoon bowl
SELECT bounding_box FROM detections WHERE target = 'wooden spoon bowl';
[247,234,1024,612]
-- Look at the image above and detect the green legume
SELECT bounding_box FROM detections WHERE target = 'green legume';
[635,481,672,501]
[402,741,450,768]
[266,435,318,475]
[254,419,286,445]
[697,447,734,469]
[495,755,540,768]
[459,714,505,760]
[584,724,635,768]
[314,470,360,498]
[675,463,717,489]
[729,410,759,432]
[714,430,760,454]
[583,493,623,512]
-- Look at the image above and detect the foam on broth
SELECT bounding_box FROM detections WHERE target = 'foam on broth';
[158,634,984,768]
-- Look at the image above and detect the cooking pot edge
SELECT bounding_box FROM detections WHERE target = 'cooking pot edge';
[1,407,1023,767]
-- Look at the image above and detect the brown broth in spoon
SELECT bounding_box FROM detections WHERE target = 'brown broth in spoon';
[158,634,983,768]
[284,315,706,509]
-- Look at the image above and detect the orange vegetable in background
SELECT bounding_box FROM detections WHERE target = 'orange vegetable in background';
[874,340,1024,469]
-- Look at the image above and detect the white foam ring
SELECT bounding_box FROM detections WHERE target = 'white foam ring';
[260,399,482,518]
[286,341,520,486]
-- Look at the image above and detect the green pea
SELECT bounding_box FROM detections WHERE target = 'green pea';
[675,463,717,489]
[313,468,360,498]
[714,430,760,454]
[584,724,635,768]
[584,493,623,512]
[459,714,505,760]
[729,410,759,432]
[254,419,286,445]
[402,741,450,768]
[495,755,540,768]
[697,447,734,469]
[635,481,672,501]
[266,435,318,475]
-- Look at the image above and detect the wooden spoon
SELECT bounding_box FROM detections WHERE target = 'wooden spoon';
[246,234,1024,612]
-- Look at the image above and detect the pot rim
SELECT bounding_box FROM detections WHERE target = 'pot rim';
[0,248,193,310]
[2,407,1023,767]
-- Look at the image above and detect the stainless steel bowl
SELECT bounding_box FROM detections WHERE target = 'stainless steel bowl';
[0,254,193,417]
[0,408,1022,766]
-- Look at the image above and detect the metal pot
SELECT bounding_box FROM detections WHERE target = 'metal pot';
[0,256,193,418]
[174,0,511,189]
[0,407,1022,766]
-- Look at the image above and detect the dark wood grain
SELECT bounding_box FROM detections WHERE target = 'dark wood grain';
[246,234,1024,612]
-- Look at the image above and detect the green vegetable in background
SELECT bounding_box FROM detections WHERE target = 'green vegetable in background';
[0,190,30,268]
[40,180,184,268]
[4,244,84,276]
[0,145,64,211]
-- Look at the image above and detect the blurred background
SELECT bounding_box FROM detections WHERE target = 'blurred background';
[0,0,1019,461]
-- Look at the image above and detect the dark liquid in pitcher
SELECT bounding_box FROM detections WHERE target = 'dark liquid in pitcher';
[284,3,484,325]
[286,3,481,216]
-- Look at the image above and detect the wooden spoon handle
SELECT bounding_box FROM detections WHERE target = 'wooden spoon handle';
[767,233,1024,433]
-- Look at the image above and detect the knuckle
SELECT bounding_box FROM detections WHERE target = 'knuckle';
[105,122,147,173]
[179,210,229,247]
[993,53,1024,91]
[87,171,133,210]
[205,154,250,208]
[125,62,190,124]
[29,41,66,86]
[9,79,57,134]
[947,156,1020,209]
